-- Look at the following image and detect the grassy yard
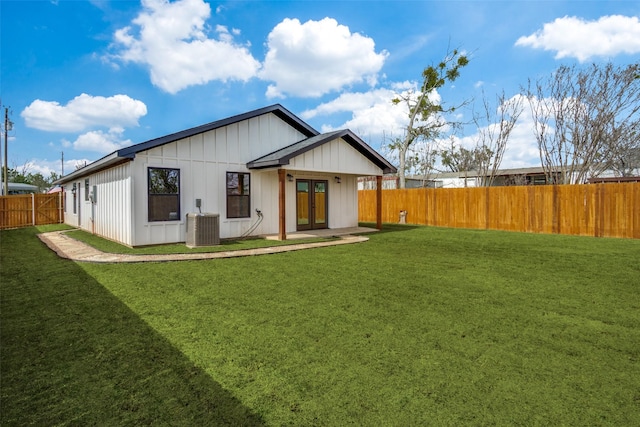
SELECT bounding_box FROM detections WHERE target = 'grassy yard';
[1,224,639,425]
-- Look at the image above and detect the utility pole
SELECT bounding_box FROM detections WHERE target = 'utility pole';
[61,151,64,176]
[0,108,3,195]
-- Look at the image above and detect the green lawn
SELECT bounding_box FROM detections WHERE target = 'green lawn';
[1,224,639,426]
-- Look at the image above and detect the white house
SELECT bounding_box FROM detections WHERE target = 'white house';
[55,104,396,246]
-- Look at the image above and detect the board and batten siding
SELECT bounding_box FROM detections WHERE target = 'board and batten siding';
[90,163,133,246]
[287,138,383,176]
[279,171,360,231]
[130,113,308,246]
[284,137,383,231]
[61,163,133,246]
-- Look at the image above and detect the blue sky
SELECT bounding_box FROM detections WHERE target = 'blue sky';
[1,0,639,178]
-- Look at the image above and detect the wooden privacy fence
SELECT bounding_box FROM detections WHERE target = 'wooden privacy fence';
[0,193,64,229]
[359,183,640,239]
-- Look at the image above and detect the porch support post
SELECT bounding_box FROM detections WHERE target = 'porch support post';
[278,168,287,240]
[376,175,382,230]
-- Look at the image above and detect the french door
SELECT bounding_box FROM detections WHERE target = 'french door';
[296,179,328,230]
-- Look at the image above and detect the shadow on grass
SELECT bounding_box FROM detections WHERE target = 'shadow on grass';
[0,227,265,426]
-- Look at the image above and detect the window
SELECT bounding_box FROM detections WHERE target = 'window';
[84,179,90,201]
[226,172,250,218]
[148,167,180,221]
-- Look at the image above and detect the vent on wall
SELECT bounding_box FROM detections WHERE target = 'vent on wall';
[186,213,220,247]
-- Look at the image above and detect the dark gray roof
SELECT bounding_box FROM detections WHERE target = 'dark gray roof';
[55,104,396,184]
[117,104,318,159]
[247,129,397,174]
[55,104,319,184]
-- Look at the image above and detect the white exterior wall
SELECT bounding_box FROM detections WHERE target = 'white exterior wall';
[287,138,383,176]
[61,163,133,245]
[62,183,79,228]
[281,171,359,231]
[90,163,133,246]
[130,113,307,246]
[437,177,479,188]
[62,178,91,230]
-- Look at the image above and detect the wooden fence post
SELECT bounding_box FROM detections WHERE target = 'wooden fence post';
[376,175,382,230]
[31,193,35,226]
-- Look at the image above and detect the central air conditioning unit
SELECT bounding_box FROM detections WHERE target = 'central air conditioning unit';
[186,213,220,247]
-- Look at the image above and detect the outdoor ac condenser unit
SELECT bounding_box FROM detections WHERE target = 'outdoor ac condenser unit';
[186,213,220,247]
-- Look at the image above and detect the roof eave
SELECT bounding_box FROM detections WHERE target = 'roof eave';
[246,159,289,169]
[54,152,128,185]
[339,131,397,174]
[246,129,397,175]
[119,104,319,159]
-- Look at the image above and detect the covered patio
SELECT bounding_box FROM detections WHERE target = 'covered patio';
[264,225,379,240]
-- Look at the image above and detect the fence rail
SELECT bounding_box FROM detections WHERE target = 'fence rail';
[359,183,640,239]
[0,193,64,229]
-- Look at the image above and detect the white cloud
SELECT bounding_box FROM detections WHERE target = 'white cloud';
[479,110,540,169]
[311,88,541,168]
[69,128,133,154]
[111,0,260,93]
[21,93,147,133]
[260,17,388,98]
[515,15,640,62]
[13,158,87,178]
[442,98,541,169]
[302,89,407,138]
[304,82,447,143]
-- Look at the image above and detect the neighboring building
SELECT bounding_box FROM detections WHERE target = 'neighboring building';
[587,176,640,184]
[357,175,400,190]
[55,104,396,246]
[360,165,639,189]
[358,167,553,190]
[1,182,40,195]
[408,167,554,188]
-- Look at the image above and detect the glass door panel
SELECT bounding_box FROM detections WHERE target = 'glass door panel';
[313,181,326,225]
[296,181,310,228]
[296,179,328,231]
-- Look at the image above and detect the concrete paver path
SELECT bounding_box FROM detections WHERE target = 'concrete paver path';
[38,230,369,263]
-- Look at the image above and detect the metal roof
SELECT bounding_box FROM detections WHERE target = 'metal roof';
[116,104,318,159]
[2,182,39,191]
[55,104,319,184]
[246,129,397,174]
[409,166,549,180]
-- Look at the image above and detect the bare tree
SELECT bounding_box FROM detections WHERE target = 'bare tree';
[525,63,640,184]
[610,145,640,177]
[391,48,470,188]
[439,136,492,187]
[75,160,88,170]
[473,91,524,187]
[440,138,481,173]
[504,174,529,186]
